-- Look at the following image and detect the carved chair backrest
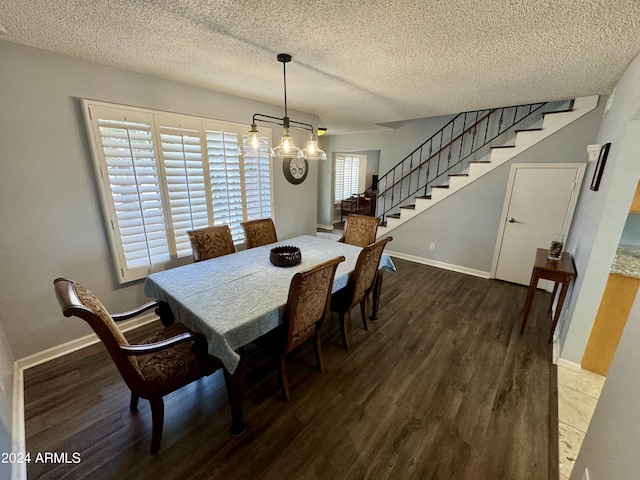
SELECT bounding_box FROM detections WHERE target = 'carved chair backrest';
[343,214,380,247]
[241,218,278,249]
[53,278,144,385]
[284,256,345,352]
[187,225,235,262]
[350,237,393,306]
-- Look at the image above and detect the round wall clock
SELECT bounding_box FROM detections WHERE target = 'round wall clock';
[283,156,308,184]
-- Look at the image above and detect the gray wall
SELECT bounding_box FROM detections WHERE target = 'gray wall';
[0,40,319,359]
[559,52,640,364]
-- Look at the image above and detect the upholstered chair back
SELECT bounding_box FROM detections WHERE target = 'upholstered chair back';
[285,256,345,352]
[187,225,235,262]
[342,214,380,247]
[241,218,278,249]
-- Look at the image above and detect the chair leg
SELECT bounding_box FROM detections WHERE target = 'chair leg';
[360,300,368,331]
[313,331,324,372]
[278,353,291,401]
[339,312,349,350]
[130,393,139,412]
[149,397,164,455]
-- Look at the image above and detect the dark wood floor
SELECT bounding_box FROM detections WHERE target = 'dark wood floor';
[25,258,557,480]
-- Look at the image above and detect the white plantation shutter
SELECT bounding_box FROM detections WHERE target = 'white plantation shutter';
[90,107,171,281]
[334,154,367,203]
[206,129,245,242]
[83,100,273,283]
[158,125,209,258]
[243,136,272,221]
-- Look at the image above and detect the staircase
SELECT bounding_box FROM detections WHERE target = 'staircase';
[375,96,599,237]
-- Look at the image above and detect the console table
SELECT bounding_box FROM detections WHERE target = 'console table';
[520,248,577,342]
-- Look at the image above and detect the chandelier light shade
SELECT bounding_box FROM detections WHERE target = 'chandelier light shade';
[302,133,327,160]
[273,128,304,159]
[242,53,326,161]
[242,122,274,157]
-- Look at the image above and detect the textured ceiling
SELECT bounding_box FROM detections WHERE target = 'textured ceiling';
[2,0,640,134]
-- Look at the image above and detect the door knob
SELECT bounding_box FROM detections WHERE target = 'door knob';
[508,217,521,223]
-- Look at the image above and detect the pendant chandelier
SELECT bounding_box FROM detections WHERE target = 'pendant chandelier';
[242,53,327,161]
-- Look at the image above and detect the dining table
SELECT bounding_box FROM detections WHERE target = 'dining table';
[143,234,396,435]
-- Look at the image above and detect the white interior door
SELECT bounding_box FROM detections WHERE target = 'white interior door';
[493,164,585,286]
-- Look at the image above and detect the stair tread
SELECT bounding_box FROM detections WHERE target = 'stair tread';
[543,109,573,116]
[468,161,491,164]
[433,185,450,189]
[448,174,469,177]
[515,128,543,133]
[388,213,401,219]
[415,195,432,200]
[491,145,515,149]
[400,204,416,209]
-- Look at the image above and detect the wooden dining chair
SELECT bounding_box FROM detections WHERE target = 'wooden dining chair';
[241,218,278,249]
[53,278,222,454]
[253,256,345,400]
[338,214,380,247]
[330,236,393,349]
[187,225,235,262]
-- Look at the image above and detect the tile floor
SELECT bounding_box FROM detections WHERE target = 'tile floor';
[557,366,606,480]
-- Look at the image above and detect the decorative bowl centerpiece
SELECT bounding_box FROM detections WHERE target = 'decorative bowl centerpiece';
[270,245,301,267]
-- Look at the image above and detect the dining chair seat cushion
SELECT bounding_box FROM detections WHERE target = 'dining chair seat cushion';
[138,323,215,394]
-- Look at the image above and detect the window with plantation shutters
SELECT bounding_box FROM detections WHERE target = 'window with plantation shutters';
[83,100,273,283]
[334,154,367,204]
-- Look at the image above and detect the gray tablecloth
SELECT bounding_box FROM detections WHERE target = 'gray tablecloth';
[144,235,396,373]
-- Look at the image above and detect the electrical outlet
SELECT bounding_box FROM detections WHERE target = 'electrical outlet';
[582,467,590,480]
[429,242,436,250]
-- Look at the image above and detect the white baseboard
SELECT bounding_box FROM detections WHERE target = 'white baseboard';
[556,357,582,372]
[386,250,492,279]
[11,313,157,480]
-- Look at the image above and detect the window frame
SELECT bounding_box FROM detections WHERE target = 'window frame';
[334,153,368,204]
[81,99,273,283]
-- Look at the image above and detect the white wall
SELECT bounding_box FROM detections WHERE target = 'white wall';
[559,52,640,364]
[0,40,319,358]
[0,322,14,479]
